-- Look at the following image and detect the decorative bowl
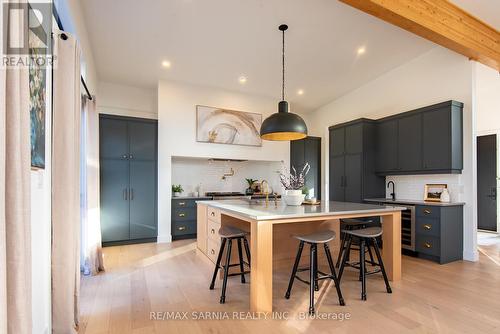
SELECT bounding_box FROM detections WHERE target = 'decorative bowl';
[284,193,306,206]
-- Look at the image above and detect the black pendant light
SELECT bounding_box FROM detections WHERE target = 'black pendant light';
[260,24,308,141]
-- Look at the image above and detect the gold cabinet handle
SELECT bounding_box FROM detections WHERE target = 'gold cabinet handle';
[424,242,432,248]
[423,224,432,230]
[423,209,431,215]
[178,226,186,231]
[211,249,215,255]
[178,202,186,206]
[211,228,215,234]
[178,213,186,217]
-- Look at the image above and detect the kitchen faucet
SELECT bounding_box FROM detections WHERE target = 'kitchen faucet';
[387,181,396,201]
[261,180,270,207]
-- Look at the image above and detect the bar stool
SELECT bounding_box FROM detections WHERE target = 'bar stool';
[336,218,376,268]
[284,230,345,315]
[209,226,251,304]
[338,226,392,301]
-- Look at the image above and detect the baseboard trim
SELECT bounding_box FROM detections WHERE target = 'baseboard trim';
[463,249,479,262]
[157,235,172,243]
[103,237,157,247]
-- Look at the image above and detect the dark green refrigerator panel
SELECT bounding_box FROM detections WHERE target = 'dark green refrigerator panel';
[100,159,130,242]
[129,160,157,239]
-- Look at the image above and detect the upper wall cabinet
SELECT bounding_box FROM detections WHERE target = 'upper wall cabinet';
[375,101,463,175]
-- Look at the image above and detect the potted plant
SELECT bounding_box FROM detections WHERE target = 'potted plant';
[279,163,310,206]
[245,178,257,195]
[172,184,183,197]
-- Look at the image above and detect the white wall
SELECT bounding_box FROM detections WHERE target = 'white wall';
[158,80,290,242]
[475,62,500,135]
[308,47,477,261]
[97,82,157,119]
[172,157,283,196]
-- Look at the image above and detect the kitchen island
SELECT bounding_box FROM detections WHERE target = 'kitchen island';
[196,199,405,312]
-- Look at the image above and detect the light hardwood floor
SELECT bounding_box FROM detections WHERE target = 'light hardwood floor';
[79,240,500,334]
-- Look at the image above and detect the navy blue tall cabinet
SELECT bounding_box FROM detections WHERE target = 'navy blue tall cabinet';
[99,115,158,245]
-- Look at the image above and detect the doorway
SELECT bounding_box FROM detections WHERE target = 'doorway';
[477,134,498,232]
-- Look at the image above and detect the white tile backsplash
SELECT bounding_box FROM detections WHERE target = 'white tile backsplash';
[171,157,284,196]
[386,174,462,203]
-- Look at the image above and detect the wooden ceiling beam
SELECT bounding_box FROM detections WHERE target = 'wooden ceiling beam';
[339,0,500,71]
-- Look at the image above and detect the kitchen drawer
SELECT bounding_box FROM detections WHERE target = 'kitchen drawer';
[207,207,221,223]
[416,217,440,237]
[172,208,196,221]
[416,235,440,257]
[416,205,440,219]
[172,220,196,236]
[207,219,221,242]
[172,199,196,208]
[207,238,221,263]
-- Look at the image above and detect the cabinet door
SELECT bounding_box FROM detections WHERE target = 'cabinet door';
[128,121,157,160]
[100,159,130,242]
[329,127,345,157]
[305,137,321,199]
[345,154,362,203]
[423,108,451,170]
[329,155,345,201]
[129,160,157,239]
[376,119,398,172]
[398,113,422,171]
[345,123,363,154]
[290,139,305,170]
[100,117,129,159]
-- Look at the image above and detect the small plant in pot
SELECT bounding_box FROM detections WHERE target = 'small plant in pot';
[172,184,183,197]
[245,178,257,195]
[280,163,310,206]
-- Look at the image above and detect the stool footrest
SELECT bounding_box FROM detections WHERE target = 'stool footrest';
[227,271,251,277]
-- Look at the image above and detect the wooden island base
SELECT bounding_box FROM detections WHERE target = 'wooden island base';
[197,202,402,313]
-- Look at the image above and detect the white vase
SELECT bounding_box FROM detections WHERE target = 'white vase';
[440,188,450,202]
[284,190,305,206]
[173,192,181,197]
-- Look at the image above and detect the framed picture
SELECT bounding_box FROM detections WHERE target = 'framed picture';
[424,184,447,202]
[29,4,48,169]
[196,105,262,147]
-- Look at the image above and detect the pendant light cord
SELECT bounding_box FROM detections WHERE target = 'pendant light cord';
[282,28,285,101]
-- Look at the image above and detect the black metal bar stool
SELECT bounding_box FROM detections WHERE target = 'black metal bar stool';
[336,218,376,268]
[285,230,345,315]
[338,226,392,301]
[209,226,251,304]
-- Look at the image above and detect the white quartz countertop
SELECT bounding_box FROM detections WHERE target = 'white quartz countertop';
[364,198,465,207]
[197,199,406,221]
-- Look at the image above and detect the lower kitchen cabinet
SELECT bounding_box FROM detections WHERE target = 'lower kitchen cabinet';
[415,204,463,264]
[172,198,211,240]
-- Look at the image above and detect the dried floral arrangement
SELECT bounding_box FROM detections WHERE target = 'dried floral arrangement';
[280,163,310,190]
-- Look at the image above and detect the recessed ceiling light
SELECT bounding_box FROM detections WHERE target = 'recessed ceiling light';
[297,89,304,95]
[357,46,366,55]
[161,60,171,68]
[238,76,247,84]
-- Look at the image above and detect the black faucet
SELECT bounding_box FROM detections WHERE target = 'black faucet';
[387,181,396,201]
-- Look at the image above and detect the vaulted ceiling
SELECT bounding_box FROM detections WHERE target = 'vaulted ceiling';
[81,0,436,112]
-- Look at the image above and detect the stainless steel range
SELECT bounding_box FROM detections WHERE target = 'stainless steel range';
[205,192,250,200]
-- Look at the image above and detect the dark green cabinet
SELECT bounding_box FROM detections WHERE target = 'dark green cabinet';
[415,204,463,264]
[376,100,463,175]
[329,120,385,202]
[290,136,321,199]
[171,197,211,240]
[376,119,398,172]
[100,115,158,245]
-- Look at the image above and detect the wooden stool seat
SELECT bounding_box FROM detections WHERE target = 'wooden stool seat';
[294,230,335,244]
[343,226,383,238]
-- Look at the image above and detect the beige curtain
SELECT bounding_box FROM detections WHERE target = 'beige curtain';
[51,31,81,334]
[0,1,33,333]
[81,97,104,276]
